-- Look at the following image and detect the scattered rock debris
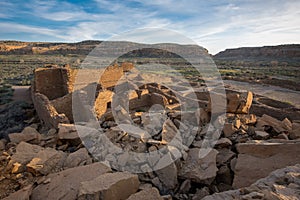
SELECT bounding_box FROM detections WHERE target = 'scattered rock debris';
[1,63,300,199]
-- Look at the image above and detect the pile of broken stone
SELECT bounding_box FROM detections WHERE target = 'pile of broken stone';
[0,65,300,200]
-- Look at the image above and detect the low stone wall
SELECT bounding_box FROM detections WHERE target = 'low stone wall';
[95,90,114,118]
[32,64,135,127]
[33,65,73,100]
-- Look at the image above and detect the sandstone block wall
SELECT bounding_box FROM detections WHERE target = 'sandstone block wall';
[99,64,124,89]
[121,62,134,72]
[33,65,73,100]
[95,90,114,118]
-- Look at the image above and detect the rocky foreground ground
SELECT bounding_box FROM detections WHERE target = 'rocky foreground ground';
[0,64,300,199]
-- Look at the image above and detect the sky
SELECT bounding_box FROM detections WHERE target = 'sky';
[0,0,299,54]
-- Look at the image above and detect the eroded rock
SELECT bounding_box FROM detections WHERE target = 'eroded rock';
[31,162,111,200]
[127,187,163,200]
[27,148,67,175]
[178,148,218,184]
[63,148,92,169]
[203,164,300,200]
[227,91,253,114]
[256,114,289,134]
[10,142,43,166]
[58,123,81,145]
[233,141,300,188]
[289,123,300,139]
[161,119,181,145]
[3,184,33,200]
[254,130,270,140]
[155,153,178,190]
[9,127,41,144]
[78,172,139,200]
[223,123,237,137]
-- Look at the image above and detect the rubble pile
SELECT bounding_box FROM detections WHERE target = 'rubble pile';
[0,63,300,199]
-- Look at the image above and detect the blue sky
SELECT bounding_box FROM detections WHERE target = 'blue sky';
[0,0,299,54]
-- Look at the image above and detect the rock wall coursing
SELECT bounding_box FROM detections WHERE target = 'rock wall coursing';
[31,64,134,126]
[33,65,73,100]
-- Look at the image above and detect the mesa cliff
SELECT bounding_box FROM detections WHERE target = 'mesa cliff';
[214,44,300,64]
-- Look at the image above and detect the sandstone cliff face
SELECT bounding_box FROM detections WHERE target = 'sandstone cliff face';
[0,40,100,55]
[0,40,209,58]
[214,44,300,64]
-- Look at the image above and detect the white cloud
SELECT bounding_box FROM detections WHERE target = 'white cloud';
[37,11,91,21]
[0,1,16,19]
[181,0,300,54]
[0,22,64,39]
[0,0,299,54]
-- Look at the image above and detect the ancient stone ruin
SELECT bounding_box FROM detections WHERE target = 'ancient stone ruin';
[0,63,300,199]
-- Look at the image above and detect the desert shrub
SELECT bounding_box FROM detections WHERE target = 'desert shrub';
[0,84,14,105]
[0,101,34,140]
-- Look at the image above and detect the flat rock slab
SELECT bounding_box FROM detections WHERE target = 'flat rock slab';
[256,114,289,133]
[10,142,43,165]
[63,148,92,169]
[233,141,300,188]
[3,184,33,200]
[203,164,300,200]
[178,148,218,185]
[78,172,139,200]
[58,123,79,139]
[127,187,163,200]
[27,148,67,175]
[9,127,41,144]
[31,162,111,200]
[155,153,178,190]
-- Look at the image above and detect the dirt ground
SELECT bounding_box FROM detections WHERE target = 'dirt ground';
[224,80,300,109]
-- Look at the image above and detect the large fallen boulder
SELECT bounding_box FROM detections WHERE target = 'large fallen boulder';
[31,162,111,200]
[78,172,139,200]
[155,153,178,190]
[203,164,300,200]
[256,114,292,134]
[233,140,300,188]
[178,148,218,184]
[9,142,43,168]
